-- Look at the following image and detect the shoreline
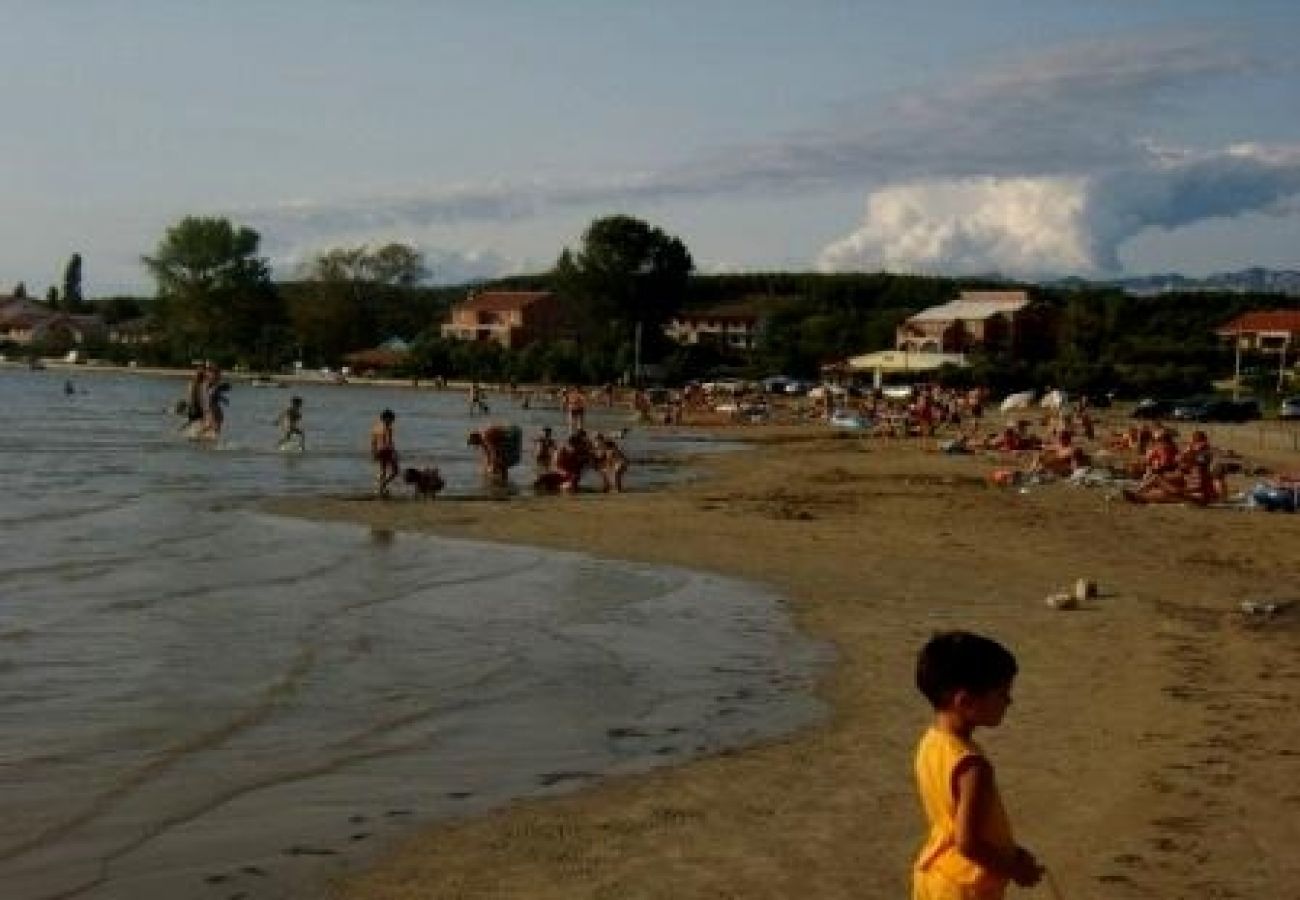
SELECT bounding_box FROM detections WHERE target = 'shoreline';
[267,424,1300,899]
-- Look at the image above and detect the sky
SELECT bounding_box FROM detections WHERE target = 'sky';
[3,0,1300,296]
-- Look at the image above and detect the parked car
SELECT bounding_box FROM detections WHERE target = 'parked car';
[1131,398,1177,419]
[1172,397,1262,423]
[1279,396,1300,421]
[1235,398,1263,421]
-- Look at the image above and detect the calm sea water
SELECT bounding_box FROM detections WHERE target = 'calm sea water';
[0,369,827,900]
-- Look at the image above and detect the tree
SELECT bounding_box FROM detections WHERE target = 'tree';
[288,243,430,362]
[300,242,429,286]
[45,286,59,307]
[97,295,145,325]
[142,217,280,362]
[553,215,693,372]
[62,253,84,312]
[12,281,26,299]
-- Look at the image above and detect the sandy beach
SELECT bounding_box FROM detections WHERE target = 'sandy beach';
[269,424,1300,899]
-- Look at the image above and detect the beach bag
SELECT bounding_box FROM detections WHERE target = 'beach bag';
[1248,482,1298,512]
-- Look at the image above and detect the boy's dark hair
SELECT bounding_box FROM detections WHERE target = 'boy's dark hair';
[916,631,1018,708]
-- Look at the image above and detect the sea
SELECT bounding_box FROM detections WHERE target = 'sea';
[0,368,828,900]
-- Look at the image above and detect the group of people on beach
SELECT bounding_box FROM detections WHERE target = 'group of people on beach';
[531,425,629,494]
[368,401,630,500]
[881,386,1243,507]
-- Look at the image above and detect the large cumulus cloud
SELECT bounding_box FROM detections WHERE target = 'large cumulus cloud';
[240,29,1297,277]
[818,145,1300,277]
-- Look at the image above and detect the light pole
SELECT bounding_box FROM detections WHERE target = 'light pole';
[633,320,642,387]
[1233,323,1243,401]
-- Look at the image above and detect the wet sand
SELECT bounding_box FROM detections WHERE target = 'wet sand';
[270,425,1300,899]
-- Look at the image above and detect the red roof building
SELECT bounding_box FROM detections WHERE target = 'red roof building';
[1216,310,1300,352]
[440,290,562,349]
[0,297,106,346]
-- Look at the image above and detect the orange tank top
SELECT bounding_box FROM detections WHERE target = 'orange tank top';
[914,727,1014,895]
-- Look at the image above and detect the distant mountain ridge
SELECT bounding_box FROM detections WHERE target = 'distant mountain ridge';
[1049,267,1300,296]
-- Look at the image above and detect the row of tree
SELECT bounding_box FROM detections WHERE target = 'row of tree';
[12,212,1297,396]
[10,253,88,312]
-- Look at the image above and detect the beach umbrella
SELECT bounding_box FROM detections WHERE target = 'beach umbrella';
[1000,390,1036,411]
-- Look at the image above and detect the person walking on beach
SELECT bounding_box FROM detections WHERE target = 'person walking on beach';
[370,409,399,498]
[276,396,305,450]
[913,631,1042,900]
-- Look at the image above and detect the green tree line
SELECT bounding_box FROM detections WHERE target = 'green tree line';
[15,213,1296,395]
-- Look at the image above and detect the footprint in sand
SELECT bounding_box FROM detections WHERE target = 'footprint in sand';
[283,845,339,857]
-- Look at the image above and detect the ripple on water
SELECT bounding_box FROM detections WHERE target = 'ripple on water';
[0,372,826,900]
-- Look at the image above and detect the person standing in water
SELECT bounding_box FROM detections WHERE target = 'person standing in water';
[563,386,586,433]
[179,365,206,432]
[370,409,399,498]
[200,365,230,440]
[276,396,305,450]
[468,382,490,415]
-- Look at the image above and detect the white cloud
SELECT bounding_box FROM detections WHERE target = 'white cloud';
[817,144,1300,277]
[816,177,1094,277]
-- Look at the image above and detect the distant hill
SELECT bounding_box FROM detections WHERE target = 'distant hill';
[1050,267,1300,296]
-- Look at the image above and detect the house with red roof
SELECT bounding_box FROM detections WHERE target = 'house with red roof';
[1216,309,1300,354]
[440,290,562,349]
[0,296,106,347]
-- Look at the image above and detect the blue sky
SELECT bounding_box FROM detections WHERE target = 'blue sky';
[2,0,1299,294]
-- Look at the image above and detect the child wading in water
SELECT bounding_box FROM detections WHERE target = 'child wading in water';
[370,409,399,498]
[276,396,305,449]
[913,631,1042,900]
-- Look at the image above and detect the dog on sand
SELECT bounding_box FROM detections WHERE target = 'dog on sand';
[403,466,445,499]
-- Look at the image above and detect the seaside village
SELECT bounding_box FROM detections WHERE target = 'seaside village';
[5,285,1300,511]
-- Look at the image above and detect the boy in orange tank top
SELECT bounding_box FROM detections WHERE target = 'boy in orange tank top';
[913,632,1042,900]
